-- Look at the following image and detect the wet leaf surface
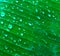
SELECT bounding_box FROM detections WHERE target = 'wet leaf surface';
[0,0,60,56]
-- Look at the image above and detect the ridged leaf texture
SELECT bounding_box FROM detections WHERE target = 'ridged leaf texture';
[0,0,60,56]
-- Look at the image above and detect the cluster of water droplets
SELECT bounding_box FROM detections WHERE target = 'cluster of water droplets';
[0,0,60,56]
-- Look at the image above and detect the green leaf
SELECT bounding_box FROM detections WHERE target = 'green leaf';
[0,0,60,56]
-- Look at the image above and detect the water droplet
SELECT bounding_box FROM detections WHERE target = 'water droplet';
[37,16,41,19]
[48,14,51,17]
[1,12,5,17]
[20,33,23,36]
[18,28,21,30]
[42,11,45,14]
[8,24,13,29]
[28,23,32,26]
[48,9,51,13]
[19,9,23,12]
[4,34,8,37]
[16,0,18,3]
[5,46,8,49]
[24,42,26,44]
[14,53,20,56]
[13,40,16,43]
[19,19,22,22]
[35,9,38,12]
[18,39,21,42]
[13,17,16,20]
[0,21,4,24]
[42,21,44,24]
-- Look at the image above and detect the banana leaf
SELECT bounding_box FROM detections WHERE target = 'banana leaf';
[0,0,60,56]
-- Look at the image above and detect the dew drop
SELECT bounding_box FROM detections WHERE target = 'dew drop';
[13,17,16,20]
[37,16,41,19]
[19,19,22,22]
[14,53,20,56]
[16,0,18,3]
[4,34,8,37]
[20,33,23,36]
[5,46,8,50]
[35,8,38,12]
[19,9,23,12]
[18,28,21,30]
[1,12,5,17]
[48,14,51,17]
[0,21,4,24]
[8,24,13,29]
[18,39,22,42]
[42,11,45,14]
[13,40,16,43]
[48,9,51,13]
[28,23,32,26]
[24,42,26,44]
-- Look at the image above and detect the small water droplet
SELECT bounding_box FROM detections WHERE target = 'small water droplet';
[48,14,51,17]
[28,23,32,26]
[8,24,13,29]
[18,28,21,30]
[35,9,38,12]
[24,42,26,44]
[0,21,4,24]
[18,39,21,42]
[4,34,8,37]
[1,12,5,17]
[19,19,22,22]
[13,40,16,43]
[20,33,23,36]
[16,0,18,3]
[5,46,8,49]
[37,16,41,19]
[42,11,45,14]
[19,9,23,12]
